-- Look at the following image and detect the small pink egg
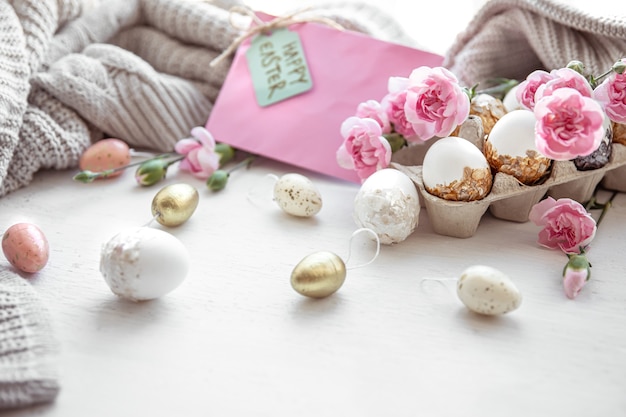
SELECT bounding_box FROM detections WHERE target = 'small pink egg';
[2,223,50,274]
[79,138,131,178]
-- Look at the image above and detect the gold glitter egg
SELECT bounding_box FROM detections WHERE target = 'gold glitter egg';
[484,110,551,185]
[151,183,199,227]
[422,136,493,201]
[469,93,506,136]
[290,251,346,298]
[613,121,626,146]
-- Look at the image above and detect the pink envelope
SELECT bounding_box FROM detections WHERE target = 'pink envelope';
[206,16,444,183]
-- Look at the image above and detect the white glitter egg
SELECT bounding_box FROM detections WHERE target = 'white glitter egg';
[422,136,492,201]
[457,265,522,315]
[100,227,190,301]
[484,109,551,184]
[353,168,419,245]
[273,173,323,217]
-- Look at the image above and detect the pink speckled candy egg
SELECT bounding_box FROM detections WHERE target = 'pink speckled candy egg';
[79,138,131,178]
[2,223,50,273]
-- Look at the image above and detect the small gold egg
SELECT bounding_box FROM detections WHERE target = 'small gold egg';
[290,251,346,298]
[151,183,199,227]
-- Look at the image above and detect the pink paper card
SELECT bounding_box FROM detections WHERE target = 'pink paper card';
[206,15,444,183]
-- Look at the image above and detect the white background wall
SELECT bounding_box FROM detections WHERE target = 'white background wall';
[243,0,490,55]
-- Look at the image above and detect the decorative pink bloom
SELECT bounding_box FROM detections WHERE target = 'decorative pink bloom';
[562,253,591,299]
[337,117,392,181]
[381,77,419,141]
[529,197,597,254]
[174,126,220,179]
[535,67,593,102]
[516,69,553,110]
[534,87,605,160]
[593,59,626,123]
[403,66,470,141]
[356,100,391,134]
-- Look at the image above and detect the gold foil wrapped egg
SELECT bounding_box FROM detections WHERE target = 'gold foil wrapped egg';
[290,251,346,298]
[422,136,493,201]
[468,93,506,136]
[613,121,626,146]
[484,110,551,185]
[151,183,199,227]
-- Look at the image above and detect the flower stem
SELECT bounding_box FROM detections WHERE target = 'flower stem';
[474,78,519,100]
[73,153,179,183]
[226,155,256,173]
[595,191,618,227]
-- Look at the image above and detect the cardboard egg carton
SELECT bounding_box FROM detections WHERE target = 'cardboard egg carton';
[391,134,626,239]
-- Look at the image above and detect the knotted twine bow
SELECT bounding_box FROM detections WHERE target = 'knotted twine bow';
[210,6,345,67]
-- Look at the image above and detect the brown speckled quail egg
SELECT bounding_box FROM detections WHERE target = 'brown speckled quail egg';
[273,173,322,217]
[457,265,522,315]
[484,109,551,185]
[422,136,493,201]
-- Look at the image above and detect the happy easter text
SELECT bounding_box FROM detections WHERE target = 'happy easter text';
[258,40,309,100]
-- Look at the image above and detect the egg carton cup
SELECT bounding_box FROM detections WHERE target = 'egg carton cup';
[391,142,626,239]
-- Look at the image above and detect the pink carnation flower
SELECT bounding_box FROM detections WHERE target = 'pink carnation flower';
[593,59,626,123]
[381,77,419,141]
[534,87,605,160]
[404,66,469,141]
[535,67,593,102]
[336,117,392,182]
[356,100,392,134]
[516,69,553,110]
[528,197,597,254]
[174,126,220,179]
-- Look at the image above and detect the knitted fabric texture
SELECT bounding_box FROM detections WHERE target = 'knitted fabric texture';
[0,0,408,199]
[444,0,626,86]
[0,270,59,409]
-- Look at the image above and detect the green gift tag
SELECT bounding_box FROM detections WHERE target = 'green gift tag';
[246,28,313,107]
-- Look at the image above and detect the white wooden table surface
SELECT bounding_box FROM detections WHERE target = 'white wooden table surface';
[1,155,625,416]
[3,1,626,416]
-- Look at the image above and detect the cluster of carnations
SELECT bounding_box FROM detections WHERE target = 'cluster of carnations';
[336,59,626,181]
[336,66,470,181]
[74,127,253,191]
[516,59,626,160]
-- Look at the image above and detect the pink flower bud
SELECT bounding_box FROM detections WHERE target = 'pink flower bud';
[562,254,591,299]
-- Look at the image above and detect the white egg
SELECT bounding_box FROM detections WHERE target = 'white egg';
[484,109,551,184]
[100,227,190,301]
[353,168,420,245]
[457,265,522,315]
[502,84,523,112]
[273,173,322,217]
[487,110,537,157]
[422,136,492,201]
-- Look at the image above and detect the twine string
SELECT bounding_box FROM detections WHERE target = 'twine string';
[210,5,344,67]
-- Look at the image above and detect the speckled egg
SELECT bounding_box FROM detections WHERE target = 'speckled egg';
[457,265,522,315]
[79,138,131,178]
[422,136,493,201]
[273,173,323,217]
[2,223,49,273]
[100,227,190,301]
[484,109,551,185]
[353,168,419,245]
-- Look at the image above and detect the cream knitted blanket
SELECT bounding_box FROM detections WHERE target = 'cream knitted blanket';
[444,0,626,86]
